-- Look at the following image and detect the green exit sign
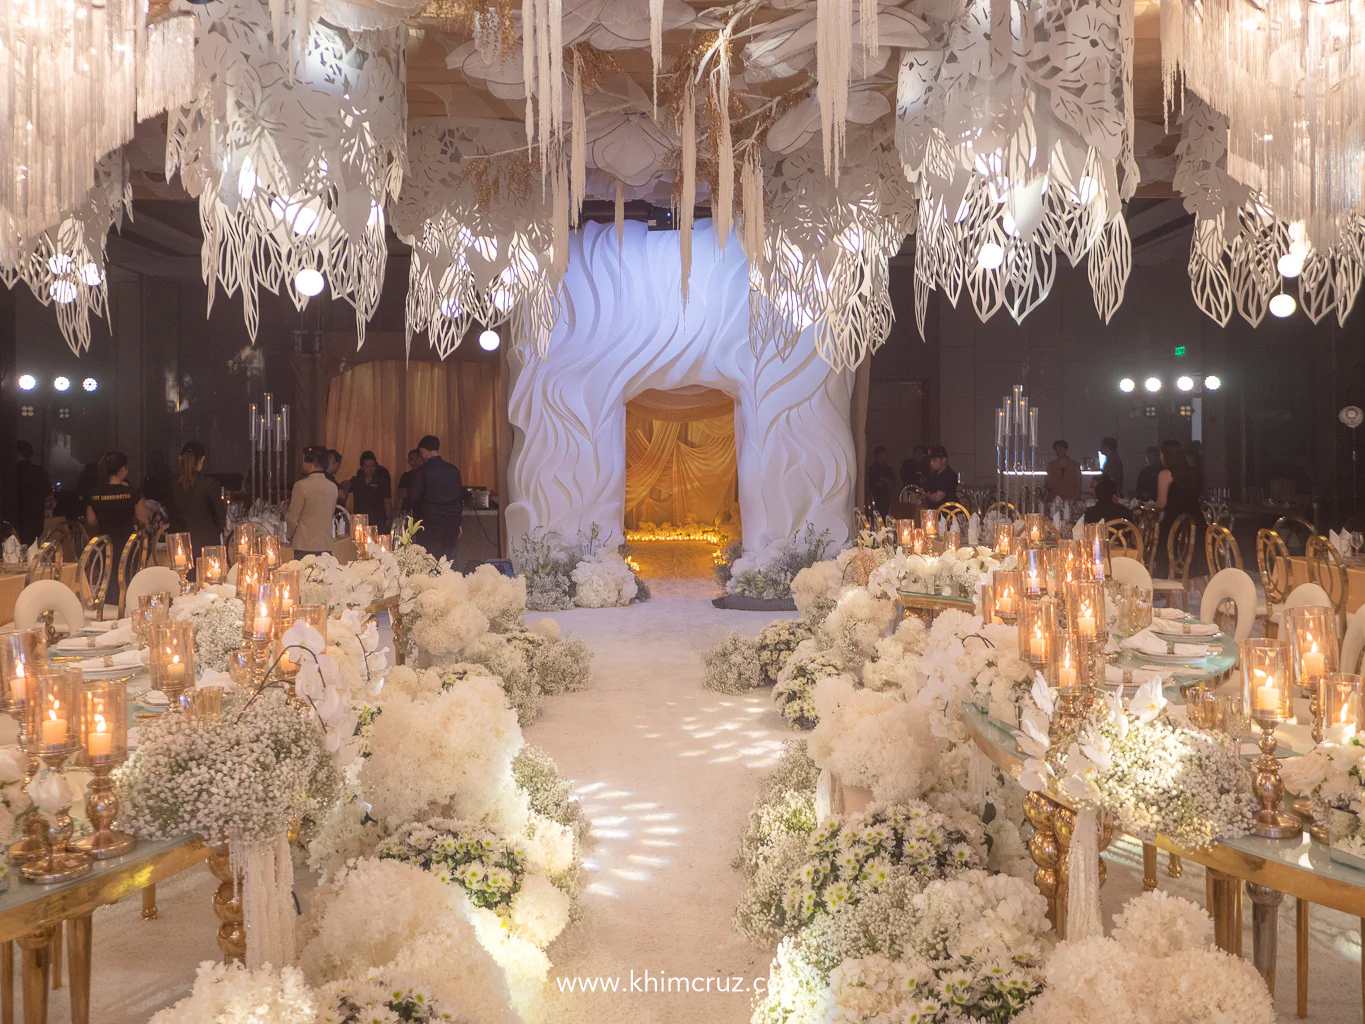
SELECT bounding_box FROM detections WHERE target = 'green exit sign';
[1173,345,1187,357]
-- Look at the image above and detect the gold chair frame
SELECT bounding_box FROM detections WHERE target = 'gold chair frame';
[1272,515,1318,556]
[333,504,353,540]
[1306,535,1350,631]
[24,541,62,584]
[1136,508,1162,573]
[76,536,113,619]
[936,502,971,532]
[1164,513,1197,610]
[1106,519,1144,562]
[984,501,1018,521]
[148,522,169,567]
[116,530,152,618]
[1256,528,1291,637]
[1205,523,1242,572]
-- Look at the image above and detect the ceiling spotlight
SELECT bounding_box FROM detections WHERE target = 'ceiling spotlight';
[1277,251,1304,278]
[294,268,325,297]
[478,329,501,352]
[1118,377,1136,393]
[1204,374,1222,391]
[1269,292,1297,317]
[81,377,97,392]
[53,376,70,392]
[976,242,1005,270]
[1144,376,1162,393]
[1175,375,1195,392]
[17,374,36,392]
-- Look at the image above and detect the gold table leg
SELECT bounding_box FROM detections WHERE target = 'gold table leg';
[208,843,245,964]
[1167,852,1184,878]
[1236,885,1244,956]
[141,886,158,921]
[15,927,54,1024]
[1295,898,1308,1019]
[66,916,90,1024]
[1142,842,1157,892]
[1247,882,1284,998]
[1207,869,1239,953]
[48,924,59,992]
[1,940,12,1024]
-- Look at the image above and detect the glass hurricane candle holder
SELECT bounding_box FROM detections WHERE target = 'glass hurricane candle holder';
[351,514,371,558]
[21,667,91,883]
[0,628,43,715]
[943,529,961,552]
[897,519,917,550]
[167,532,193,592]
[131,596,171,648]
[993,522,1012,556]
[1286,606,1339,742]
[235,554,264,601]
[1064,580,1106,644]
[1320,673,1364,743]
[1021,513,1046,549]
[150,621,195,700]
[1239,638,1302,839]
[232,529,258,565]
[980,584,996,626]
[1048,541,1083,596]
[199,544,228,587]
[259,535,283,570]
[273,569,301,620]
[375,534,392,555]
[920,509,939,540]
[1083,523,1111,581]
[992,570,1020,624]
[1019,548,1047,598]
[1018,596,1057,668]
[243,583,279,643]
[1055,631,1088,689]
[72,679,134,859]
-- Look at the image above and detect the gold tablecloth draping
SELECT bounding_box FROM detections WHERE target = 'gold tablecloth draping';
[0,565,80,626]
[1288,555,1365,614]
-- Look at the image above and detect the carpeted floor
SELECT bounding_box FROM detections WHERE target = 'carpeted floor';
[39,581,1365,1023]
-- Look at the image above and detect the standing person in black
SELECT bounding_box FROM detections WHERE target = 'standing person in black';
[1134,447,1162,502]
[1154,438,1207,578]
[923,446,958,509]
[168,441,227,559]
[900,445,929,491]
[396,449,421,512]
[86,452,149,608]
[14,442,51,545]
[866,447,898,514]
[408,435,465,565]
[348,450,393,533]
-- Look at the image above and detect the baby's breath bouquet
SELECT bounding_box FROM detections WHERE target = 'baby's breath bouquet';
[115,695,341,843]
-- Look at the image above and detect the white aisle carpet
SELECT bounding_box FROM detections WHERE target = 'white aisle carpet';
[37,580,1365,1023]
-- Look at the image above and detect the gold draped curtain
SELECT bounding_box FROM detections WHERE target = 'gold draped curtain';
[624,387,738,528]
[324,361,503,493]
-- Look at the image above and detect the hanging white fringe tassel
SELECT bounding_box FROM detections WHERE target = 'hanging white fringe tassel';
[231,833,296,970]
[522,0,537,156]
[713,45,734,250]
[740,147,764,270]
[553,154,569,281]
[816,0,851,181]
[967,743,990,813]
[1065,808,1103,941]
[615,179,626,252]
[860,0,878,61]
[650,0,664,117]
[570,50,586,227]
[139,13,196,120]
[548,0,563,141]
[679,80,696,302]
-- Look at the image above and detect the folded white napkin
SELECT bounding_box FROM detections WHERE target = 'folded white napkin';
[1053,512,1064,534]
[74,648,150,673]
[140,689,170,707]
[55,625,135,650]
[1072,518,1085,541]
[81,618,131,634]
[1104,664,1162,686]
[1149,620,1219,636]
[1,537,19,564]
[1121,629,1212,659]
[1153,607,1185,620]
[196,668,236,691]
[967,514,980,546]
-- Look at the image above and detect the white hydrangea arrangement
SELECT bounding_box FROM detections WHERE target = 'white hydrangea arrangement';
[727,525,835,601]
[819,589,896,673]
[860,617,928,697]
[1016,891,1274,1024]
[791,560,850,624]
[170,586,244,673]
[570,551,639,607]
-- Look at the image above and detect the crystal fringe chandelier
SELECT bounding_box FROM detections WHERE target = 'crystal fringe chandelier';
[165,0,406,343]
[897,0,1137,338]
[1163,0,1365,256]
[395,120,562,359]
[1174,95,1365,328]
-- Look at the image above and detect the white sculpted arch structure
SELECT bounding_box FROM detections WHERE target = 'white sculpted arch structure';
[506,220,856,550]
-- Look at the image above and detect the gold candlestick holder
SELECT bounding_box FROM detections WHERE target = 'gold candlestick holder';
[72,679,134,859]
[1242,638,1302,839]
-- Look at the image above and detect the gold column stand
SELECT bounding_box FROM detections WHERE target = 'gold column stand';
[1024,791,1113,938]
[1246,882,1284,997]
[70,765,135,860]
[141,885,158,921]
[207,844,245,964]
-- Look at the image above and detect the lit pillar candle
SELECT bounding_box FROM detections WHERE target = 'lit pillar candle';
[87,714,112,758]
[1059,660,1078,688]
[1030,625,1045,658]
[1077,602,1096,637]
[10,663,26,703]
[1303,639,1326,679]
[42,704,68,747]
[1253,671,1279,714]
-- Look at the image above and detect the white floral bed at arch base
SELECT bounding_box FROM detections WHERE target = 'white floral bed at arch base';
[504,219,857,554]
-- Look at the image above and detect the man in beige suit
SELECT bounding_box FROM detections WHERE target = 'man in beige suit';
[286,446,339,557]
